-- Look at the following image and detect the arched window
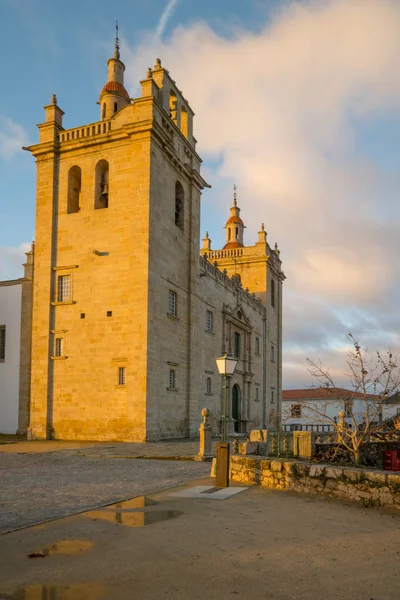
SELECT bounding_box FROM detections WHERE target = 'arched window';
[102,103,106,119]
[95,160,109,209]
[114,102,118,114]
[175,181,184,230]
[169,89,177,125]
[236,227,238,239]
[181,105,188,138]
[67,166,81,214]
[228,228,231,241]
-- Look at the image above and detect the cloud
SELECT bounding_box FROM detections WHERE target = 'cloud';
[0,244,31,281]
[0,119,29,160]
[125,0,400,387]
[155,0,179,40]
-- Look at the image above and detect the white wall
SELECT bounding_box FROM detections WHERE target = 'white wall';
[283,398,400,429]
[0,282,22,434]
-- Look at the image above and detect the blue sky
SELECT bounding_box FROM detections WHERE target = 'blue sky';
[0,0,285,249]
[1,0,400,387]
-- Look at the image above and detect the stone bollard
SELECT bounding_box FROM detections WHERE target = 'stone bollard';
[196,408,214,461]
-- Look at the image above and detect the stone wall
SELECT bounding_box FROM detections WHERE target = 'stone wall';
[230,456,400,507]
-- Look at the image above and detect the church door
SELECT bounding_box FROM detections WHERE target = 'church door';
[232,384,240,433]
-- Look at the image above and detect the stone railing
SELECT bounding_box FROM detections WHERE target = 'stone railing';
[58,120,112,143]
[199,255,265,315]
[230,456,400,507]
[207,248,244,260]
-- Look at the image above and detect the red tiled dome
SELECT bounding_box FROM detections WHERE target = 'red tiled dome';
[100,81,130,100]
[223,241,244,249]
[226,215,244,225]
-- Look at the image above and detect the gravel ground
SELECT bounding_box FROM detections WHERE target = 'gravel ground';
[0,453,210,534]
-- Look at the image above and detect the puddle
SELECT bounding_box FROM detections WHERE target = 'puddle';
[85,509,183,528]
[1,582,104,599]
[28,539,94,558]
[108,496,158,510]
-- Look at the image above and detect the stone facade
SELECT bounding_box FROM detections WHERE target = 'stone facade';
[25,45,284,441]
[230,456,400,507]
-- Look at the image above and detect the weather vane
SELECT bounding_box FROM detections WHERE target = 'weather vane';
[233,184,237,206]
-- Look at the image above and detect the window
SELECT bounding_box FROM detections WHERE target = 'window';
[168,290,177,317]
[107,311,112,317]
[235,227,238,239]
[181,105,188,138]
[206,377,212,395]
[169,369,176,389]
[291,404,301,418]
[255,337,260,355]
[169,89,177,123]
[55,338,63,357]
[234,332,240,358]
[102,103,106,119]
[67,166,81,214]
[80,313,85,319]
[206,310,213,333]
[344,401,353,418]
[271,344,275,363]
[175,181,184,230]
[271,279,276,308]
[228,229,231,241]
[57,275,71,302]
[95,159,109,209]
[118,367,126,386]
[255,387,259,401]
[114,102,118,114]
[0,325,5,361]
[271,389,275,404]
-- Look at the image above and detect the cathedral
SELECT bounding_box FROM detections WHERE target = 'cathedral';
[2,38,284,441]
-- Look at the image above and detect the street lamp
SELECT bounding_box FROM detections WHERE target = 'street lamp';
[216,354,238,442]
[215,354,238,487]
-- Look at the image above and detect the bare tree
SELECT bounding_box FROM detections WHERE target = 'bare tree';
[305,334,400,464]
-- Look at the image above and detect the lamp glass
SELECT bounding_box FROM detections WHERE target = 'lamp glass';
[216,354,238,376]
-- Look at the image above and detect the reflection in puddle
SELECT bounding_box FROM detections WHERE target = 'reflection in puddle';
[86,509,183,528]
[27,540,94,558]
[108,496,158,510]
[4,582,104,599]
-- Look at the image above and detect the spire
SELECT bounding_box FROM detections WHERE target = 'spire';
[223,185,246,249]
[114,21,120,59]
[99,23,130,120]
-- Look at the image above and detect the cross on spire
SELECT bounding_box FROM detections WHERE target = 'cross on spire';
[233,183,237,207]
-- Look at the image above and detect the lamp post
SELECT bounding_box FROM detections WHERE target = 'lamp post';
[215,354,238,487]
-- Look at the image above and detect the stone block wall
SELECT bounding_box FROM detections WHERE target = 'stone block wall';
[230,456,400,507]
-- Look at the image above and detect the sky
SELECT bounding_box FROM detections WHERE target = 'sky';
[1,0,400,389]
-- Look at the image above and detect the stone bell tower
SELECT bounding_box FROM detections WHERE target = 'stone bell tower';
[26,28,208,441]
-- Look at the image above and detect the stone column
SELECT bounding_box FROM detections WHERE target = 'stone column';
[197,408,213,461]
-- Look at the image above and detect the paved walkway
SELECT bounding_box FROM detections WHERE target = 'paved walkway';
[1,482,399,599]
[0,439,222,458]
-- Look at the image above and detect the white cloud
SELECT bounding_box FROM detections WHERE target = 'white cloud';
[0,119,29,160]
[0,244,31,281]
[125,0,400,386]
[155,0,179,40]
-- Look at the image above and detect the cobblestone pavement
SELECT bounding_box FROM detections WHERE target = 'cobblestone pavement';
[0,453,210,534]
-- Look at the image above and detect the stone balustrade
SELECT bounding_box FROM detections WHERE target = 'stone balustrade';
[58,120,112,143]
